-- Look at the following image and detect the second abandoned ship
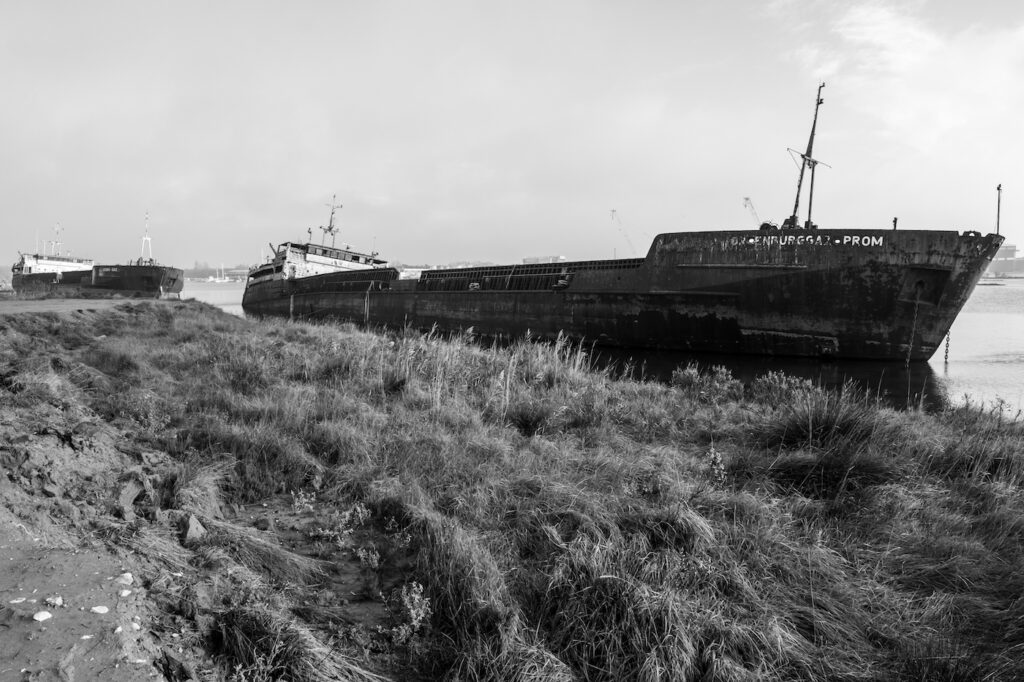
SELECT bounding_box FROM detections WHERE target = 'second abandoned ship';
[241,86,1003,361]
[11,227,185,298]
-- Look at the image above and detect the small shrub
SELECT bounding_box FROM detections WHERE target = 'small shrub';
[291,489,316,513]
[671,363,743,404]
[386,581,432,645]
[749,370,815,404]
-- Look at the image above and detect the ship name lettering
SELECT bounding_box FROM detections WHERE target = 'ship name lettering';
[838,235,884,247]
[730,234,884,247]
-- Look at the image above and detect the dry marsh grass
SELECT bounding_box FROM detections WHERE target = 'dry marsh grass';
[3,300,1023,680]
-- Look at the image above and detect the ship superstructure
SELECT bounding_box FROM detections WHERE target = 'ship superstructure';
[246,196,387,287]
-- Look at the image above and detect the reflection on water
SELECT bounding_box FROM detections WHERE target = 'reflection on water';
[183,277,1024,414]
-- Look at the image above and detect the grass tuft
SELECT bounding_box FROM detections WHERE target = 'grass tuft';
[537,537,699,680]
[199,518,324,585]
[218,605,383,682]
[756,380,882,452]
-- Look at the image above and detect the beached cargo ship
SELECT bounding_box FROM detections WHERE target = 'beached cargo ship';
[11,228,184,298]
[242,227,1001,361]
[241,85,1003,361]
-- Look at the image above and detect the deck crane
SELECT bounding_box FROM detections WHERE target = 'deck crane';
[783,82,830,230]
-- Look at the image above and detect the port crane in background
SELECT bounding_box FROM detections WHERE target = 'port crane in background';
[743,197,761,227]
[744,197,778,230]
[609,209,639,257]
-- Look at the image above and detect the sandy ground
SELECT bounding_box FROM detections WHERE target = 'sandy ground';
[0,298,143,317]
[0,409,171,680]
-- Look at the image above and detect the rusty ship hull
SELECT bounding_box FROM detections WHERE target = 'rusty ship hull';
[242,229,1002,361]
[12,263,185,298]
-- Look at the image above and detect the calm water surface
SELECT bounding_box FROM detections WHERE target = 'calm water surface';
[183,278,1024,413]
[185,281,245,317]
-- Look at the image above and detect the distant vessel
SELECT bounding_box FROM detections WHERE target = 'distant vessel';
[11,222,184,298]
[208,264,231,283]
[241,88,1003,361]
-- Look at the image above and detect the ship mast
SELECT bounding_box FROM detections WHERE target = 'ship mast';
[997,184,1002,235]
[49,222,62,256]
[140,212,154,262]
[320,195,343,247]
[786,82,827,230]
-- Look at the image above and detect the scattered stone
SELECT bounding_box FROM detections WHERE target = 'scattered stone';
[131,622,141,631]
[90,605,109,614]
[114,471,155,521]
[158,647,196,682]
[32,611,51,622]
[81,634,93,640]
[181,514,207,545]
[114,572,134,586]
[44,595,63,608]
[119,589,132,598]
[9,597,25,604]
[254,516,274,531]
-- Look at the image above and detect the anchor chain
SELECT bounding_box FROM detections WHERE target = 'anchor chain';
[944,332,950,364]
[905,295,920,367]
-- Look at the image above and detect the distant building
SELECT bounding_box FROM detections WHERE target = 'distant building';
[987,243,1024,277]
[399,268,425,280]
[996,244,1018,260]
[522,255,566,264]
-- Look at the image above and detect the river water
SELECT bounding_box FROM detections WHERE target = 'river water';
[183,278,1024,413]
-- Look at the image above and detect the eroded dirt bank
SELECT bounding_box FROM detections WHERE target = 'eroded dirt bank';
[1,302,398,681]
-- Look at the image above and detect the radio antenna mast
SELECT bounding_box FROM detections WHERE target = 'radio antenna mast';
[320,194,343,247]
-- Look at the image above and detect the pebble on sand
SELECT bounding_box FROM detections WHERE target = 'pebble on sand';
[90,605,109,614]
[32,611,52,622]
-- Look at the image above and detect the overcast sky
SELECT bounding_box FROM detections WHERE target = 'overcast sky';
[2,0,1021,271]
